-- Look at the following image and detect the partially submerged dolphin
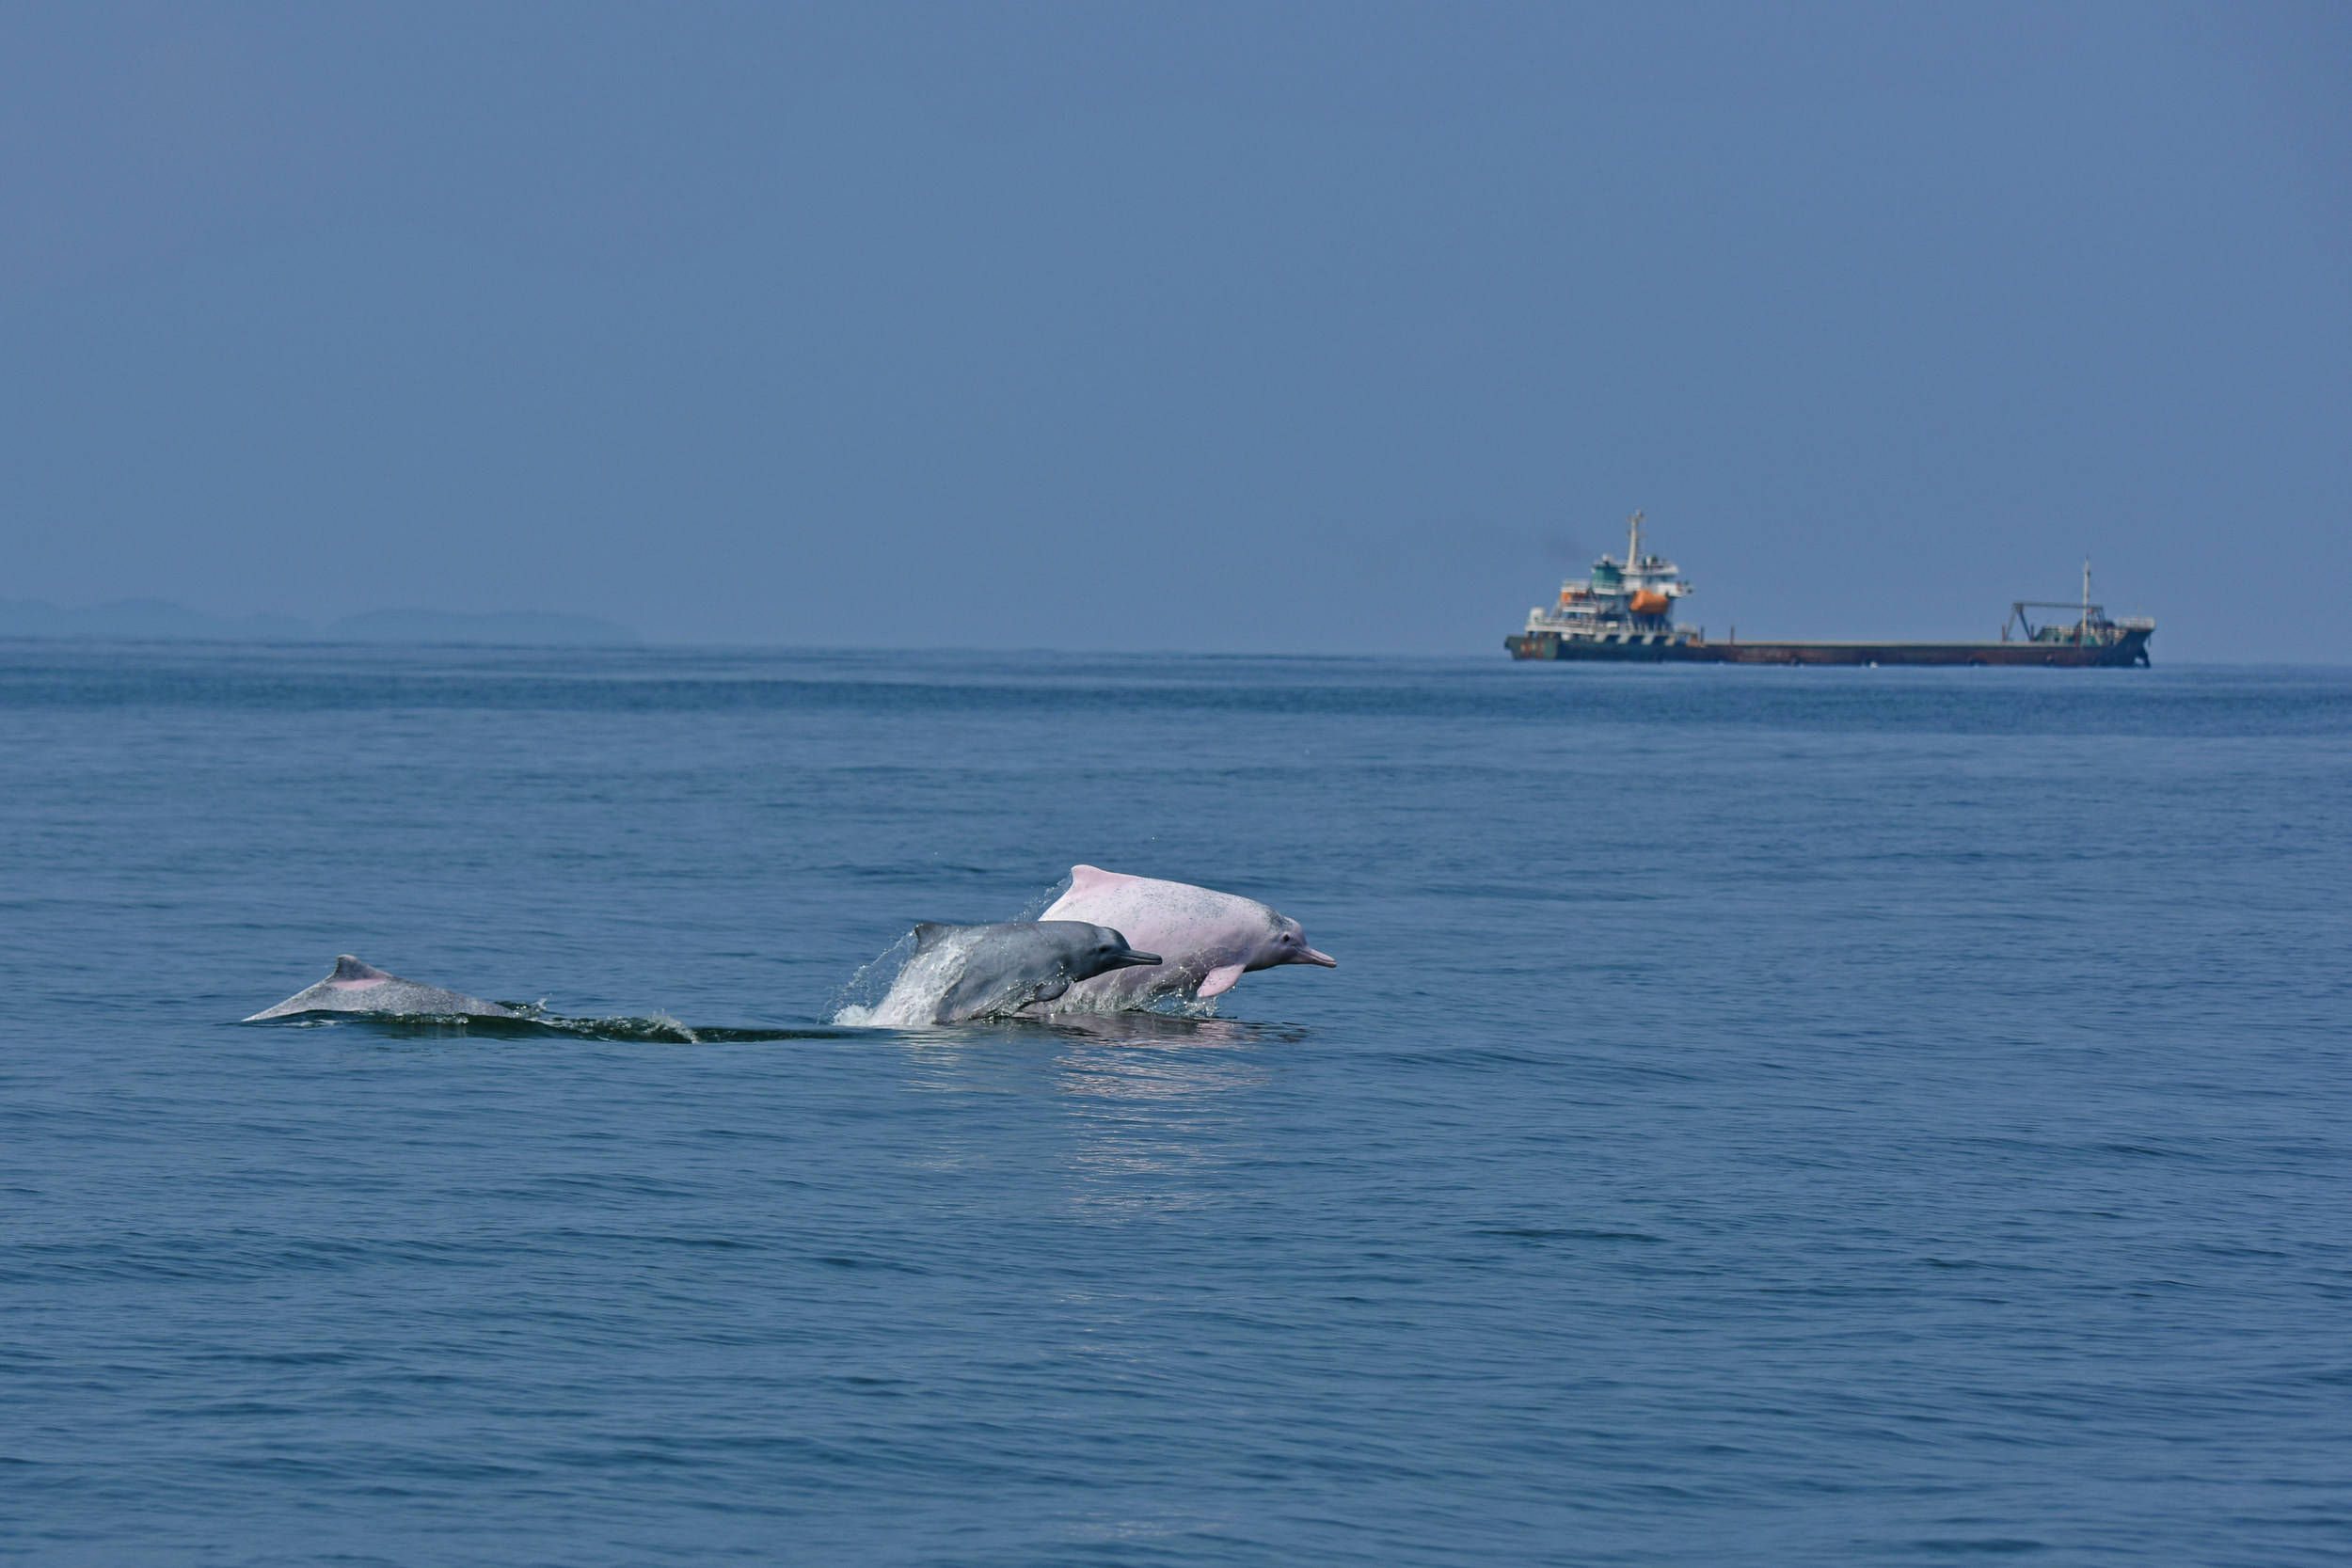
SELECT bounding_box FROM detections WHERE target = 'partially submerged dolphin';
[246,956,521,1022]
[855,921,1160,1027]
[1035,865,1335,1011]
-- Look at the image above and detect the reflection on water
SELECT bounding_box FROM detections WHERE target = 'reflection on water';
[885,1013,1299,1220]
[1046,1010,1280,1052]
[1052,1018,1281,1220]
[1054,1039,1266,1103]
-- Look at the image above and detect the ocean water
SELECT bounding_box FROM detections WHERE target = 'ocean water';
[3,643,2347,1566]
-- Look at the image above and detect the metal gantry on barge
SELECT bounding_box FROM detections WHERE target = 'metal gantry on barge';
[1504,514,2153,667]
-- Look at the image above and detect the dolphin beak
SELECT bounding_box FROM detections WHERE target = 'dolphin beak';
[1296,947,1338,967]
[1112,950,1162,969]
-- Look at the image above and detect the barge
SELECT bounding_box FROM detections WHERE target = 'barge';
[1504,514,2153,667]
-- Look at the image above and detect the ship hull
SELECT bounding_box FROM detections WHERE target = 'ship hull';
[1505,628,2153,667]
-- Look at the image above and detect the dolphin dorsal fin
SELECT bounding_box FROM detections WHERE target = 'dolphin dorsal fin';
[911,923,952,954]
[331,955,391,982]
[1068,865,1135,892]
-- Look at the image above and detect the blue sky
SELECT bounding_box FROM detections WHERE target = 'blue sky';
[4,2,2345,657]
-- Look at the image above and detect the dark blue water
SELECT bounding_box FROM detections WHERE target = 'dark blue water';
[4,644,2347,1566]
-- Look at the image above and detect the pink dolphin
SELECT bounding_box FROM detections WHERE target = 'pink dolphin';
[245,955,520,1021]
[1035,865,1336,1011]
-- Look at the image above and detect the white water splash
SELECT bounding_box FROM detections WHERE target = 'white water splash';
[830,873,1212,1027]
[832,876,1075,1027]
[827,928,920,1026]
[834,926,993,1028]
[1012,872,1073,921]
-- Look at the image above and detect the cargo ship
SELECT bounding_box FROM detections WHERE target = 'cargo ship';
[1504,514,2153,667]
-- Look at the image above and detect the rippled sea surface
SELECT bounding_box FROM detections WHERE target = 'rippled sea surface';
[3,644,2347,1566]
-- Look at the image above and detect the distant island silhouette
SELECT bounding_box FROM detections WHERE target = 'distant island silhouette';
[0,599,640,647]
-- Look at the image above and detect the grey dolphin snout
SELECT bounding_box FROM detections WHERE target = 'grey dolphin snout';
[1294,947,1338,967]
[1106,948,1162,969]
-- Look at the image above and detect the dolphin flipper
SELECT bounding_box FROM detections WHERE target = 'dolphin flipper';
[1197,963,1248,999]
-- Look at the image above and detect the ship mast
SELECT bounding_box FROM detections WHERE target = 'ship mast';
[1627,510,1644,570]
[2081,558,2091,646]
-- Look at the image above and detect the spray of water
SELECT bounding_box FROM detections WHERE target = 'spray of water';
[826,927,920,1026]
[1012,872,1073,921]
[852,927,1008,1027]
[830,873,1089,1027]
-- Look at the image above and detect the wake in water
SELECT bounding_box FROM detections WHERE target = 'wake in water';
[242,1007,851,1045]
[242,954,842,1042]
[242,1003,1286,1048]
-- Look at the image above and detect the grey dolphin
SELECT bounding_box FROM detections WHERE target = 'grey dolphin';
[856,921,1160,1026]
[245,955,521,1022]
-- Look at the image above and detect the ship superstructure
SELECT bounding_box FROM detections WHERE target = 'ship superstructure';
[1520,512,1706,654]
[1505,517,2153,667]
[1997,562,2157,659]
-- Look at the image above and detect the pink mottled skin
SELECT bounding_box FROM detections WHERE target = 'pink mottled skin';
[328,964,390,990]
[1035,865,1335,1010]
[244,956,518,1021]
